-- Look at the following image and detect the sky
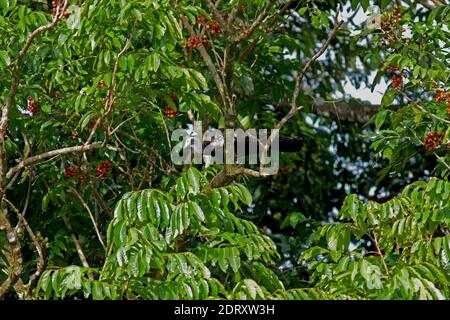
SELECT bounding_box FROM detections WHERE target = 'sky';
[337,5,388,105]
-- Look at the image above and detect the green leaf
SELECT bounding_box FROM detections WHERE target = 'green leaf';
[375,110,388,129]
[186,167,201,193]
[381,90,395,107]
[298,7,308,16]
[189,201,205,222]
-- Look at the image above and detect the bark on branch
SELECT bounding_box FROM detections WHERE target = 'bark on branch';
[6,143,102,181]
[3,198,46,295]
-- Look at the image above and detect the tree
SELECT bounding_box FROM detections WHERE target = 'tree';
[0,0,448,300]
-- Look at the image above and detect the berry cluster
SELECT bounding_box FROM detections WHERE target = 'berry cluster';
[163,94,180,119]
[391,74,403,89]
[205,21,222,34]
[164,106,177,119]
[180,35,208,49]
[52,0,70,18]
[49,92,62,100]
[379,7,405,46]
[97,80,106,89]
[64,165,87,184]
[96,160,111,179]
[388,65,409,89]
[196,15,222,34]
[77,175,86,184]
[434,91,450,115]
[64,166,79,178]
[27,96,41,113]
[196,15,207,25]
[435,91,447,103]
[422,131,445,152]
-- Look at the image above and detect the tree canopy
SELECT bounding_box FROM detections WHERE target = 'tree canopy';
[0,0,448,300]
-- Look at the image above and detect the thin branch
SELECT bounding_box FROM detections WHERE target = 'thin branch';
[14,169,33,233]
[114,132,140,154]
[62,214,94,280]
[181,15,226,102]
[274,106,304,132]
[151,101,172,151]
[370,232,389,276]
[87,183,113,218]
[232,1,273,45]
[85,38,131,145]
[205,0,227,31]
[292,4,343,109]
[434,152,450,171]
[404,95,450,125]
[267,4,343,148]
[108,112,141,136]
[68,187,106,251]
[238,0,296,63]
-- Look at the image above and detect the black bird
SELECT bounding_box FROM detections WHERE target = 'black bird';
[278,136,303,153]
[199,131,303,157]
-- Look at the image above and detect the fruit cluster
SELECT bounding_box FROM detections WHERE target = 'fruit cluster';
[27,96,41,113]
[96,160,111,179]
[435,91,447,102]
[77,174,86,184]
[180,35,208,49]
[97,80,106,89]
[64,165,87,184]
[379,7,405,46]
[163,94,179,119]
[49,92,62,100]
[164,106,177,119]
[64,165,79,178]
[391,74,403,89]
[196,15,222,34]
[434,90,450,115]
[422,131,445,152]
[52,0,70,18]
[205,21,222,34]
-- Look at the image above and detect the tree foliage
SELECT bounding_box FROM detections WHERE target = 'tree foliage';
[0,0,448,300]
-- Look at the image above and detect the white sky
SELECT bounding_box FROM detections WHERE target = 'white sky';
[337,6,388,104]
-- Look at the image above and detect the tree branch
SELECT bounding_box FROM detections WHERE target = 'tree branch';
[232,1,273,45]
[0,0,69,195]
[3,198,46,295]
[370,232,389,276]
[6,143,102,181]
[291,4,343,110]
[62,214,94,280]
[0,208,24,299]
[68,187,106,251]
[268,4,344,148]
[86,38,131,145]
[181,15,226,102]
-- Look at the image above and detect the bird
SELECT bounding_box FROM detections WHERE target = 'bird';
[193,129,303,167]
[200,129,303,153]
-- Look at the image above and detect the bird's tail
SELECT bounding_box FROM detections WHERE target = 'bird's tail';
[278,136,303,152]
